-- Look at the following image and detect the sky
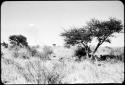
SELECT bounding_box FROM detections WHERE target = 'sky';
[1,1,124,47]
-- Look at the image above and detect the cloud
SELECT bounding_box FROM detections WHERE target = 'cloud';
[26,24,39,37]
[29,24,35,27]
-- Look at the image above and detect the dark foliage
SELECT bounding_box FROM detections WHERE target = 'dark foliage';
[99,54,124,62]
[9,34,28,47]
[61,27,93,46]
[75,47,86,60]
[1,42,8,48]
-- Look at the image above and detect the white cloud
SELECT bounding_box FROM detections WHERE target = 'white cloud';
[29,24,35,27]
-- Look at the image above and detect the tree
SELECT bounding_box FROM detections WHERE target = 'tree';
[60,18,123,59]
[9,34,28,48]
[87,18,123,55]
[61,27,93,58]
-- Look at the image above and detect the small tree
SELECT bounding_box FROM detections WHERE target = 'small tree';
[9,34,28,48]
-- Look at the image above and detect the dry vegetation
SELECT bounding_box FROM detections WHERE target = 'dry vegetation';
[1,45,124,84]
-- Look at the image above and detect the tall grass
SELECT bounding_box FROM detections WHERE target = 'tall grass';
[1,45,124,84]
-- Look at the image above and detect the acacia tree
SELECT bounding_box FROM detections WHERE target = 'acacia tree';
[87,18,123,55]
[9,34,28,48]
[61,18,123,59]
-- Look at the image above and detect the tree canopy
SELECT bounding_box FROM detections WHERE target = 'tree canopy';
[87,18,123,54]
[9,34,28,47]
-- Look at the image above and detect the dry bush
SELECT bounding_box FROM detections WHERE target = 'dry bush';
[109,47,124,62]
[2,54,124,84]
[2,51,64,84]
[2,45,63,84]
[110,47,124,55]
[45,69,63,84]
[93,47,124,63]
[40,45,53,60]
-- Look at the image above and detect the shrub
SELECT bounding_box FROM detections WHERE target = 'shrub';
[46,72,62,84]
[43,46,53,55]
[13,51,19,58]
[115,55,124,62]
[30,48,38,57]
[110,47,124,56]
[1,42,8,48]
[74,47,86,61]
[9,35,28,48]
[99,54,124,63]
[99,54,117,61]
[109,47,124,62]
[27,46,41,58]
[40,46,53,60]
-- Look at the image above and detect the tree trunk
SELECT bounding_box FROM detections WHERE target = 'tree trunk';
[84,46,90,59]
[92,35,110,55]
[92,43,101,55]
[85,49,89,59]
[81,42,90,59]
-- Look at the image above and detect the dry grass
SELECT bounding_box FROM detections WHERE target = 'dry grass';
[1,45,124,84]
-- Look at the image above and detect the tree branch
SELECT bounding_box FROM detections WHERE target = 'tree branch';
[93,33,111,55]
[81,41,86,47]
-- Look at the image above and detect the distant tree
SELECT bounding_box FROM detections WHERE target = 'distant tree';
[61,18,123,59]
[9,34,28,48]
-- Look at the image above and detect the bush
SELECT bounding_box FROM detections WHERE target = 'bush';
[27,46,41,58]
[40,46,53,60]
[1,42,8,48]
[13,52,19,58]
[43,46,53,55]
[46,72,62,84]
[30,48,38,57]
[9,34,28,48]
[74,47,86,61]
[99,54,124,63]
[100,54,118,60]
[108,47,124,62]
[115,55,124,62]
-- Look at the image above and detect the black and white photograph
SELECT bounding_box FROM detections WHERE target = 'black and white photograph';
[1,1,124,84]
